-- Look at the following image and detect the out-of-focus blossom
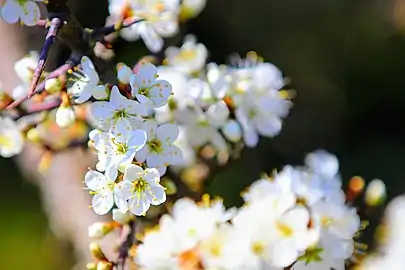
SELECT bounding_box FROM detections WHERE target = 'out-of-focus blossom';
[0,0,42,26]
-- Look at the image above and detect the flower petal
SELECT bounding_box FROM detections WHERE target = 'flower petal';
[124,164,144,182]
[130,196,151,216]
[156,123,179,144]
[20,1,41,26]
[1,0,21,24]
[85,170,107,191]
[92,193,114,215]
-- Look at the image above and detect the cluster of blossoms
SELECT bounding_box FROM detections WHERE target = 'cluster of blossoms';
[0,0,42,26]
[108,0,206,52]
[82,61,184,216]
[109,150,361,270]
[149,36,293,166]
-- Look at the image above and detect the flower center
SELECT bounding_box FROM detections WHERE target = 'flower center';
[276,221,293,237]
[177,49,197,61]
[114,109,128,119]
[132,178,148,194]
[251,242,265,255]
[0,135,13,149]
[147,139,163,153]
[248,109,257,119]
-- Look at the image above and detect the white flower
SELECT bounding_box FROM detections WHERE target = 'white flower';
[136,120,183,176]
[96,118,147,172]
[116,0,180,52]
[165,35,208,74]
[90,86,148,130]
[292,243,346,270]
[84,167,123,215]
[130,63,172,108]
[0,117,24,158]
[199,224,249,270]
[135,220,180,269]
[115,164,166,216]
[269,206,313,267]
[235,91,291,147]
[175,102,229,152]
[68,56,104,104]
[55,106,76,128]
[0,0,42,26]
[14,50,38,84]
[310,201,360,261]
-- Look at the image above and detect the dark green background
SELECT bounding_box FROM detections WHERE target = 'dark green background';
[2,0,405,268]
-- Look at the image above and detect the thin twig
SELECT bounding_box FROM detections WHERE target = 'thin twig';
[115,220,137,270]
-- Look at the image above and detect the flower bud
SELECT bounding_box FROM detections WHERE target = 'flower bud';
[45,78,63,94]
[89,242,106,260]
[117,63,133,84]
[97,261,113,270]
[26,128,41,143]
[179,0,206,21]
[56,106,76,128]
[112,209,133,224]
[92,85,110,100]
[365,179,386,206]
[222,120,242,142]
[88,222,115,239]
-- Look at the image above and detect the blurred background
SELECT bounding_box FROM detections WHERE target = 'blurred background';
[2,0,405,268]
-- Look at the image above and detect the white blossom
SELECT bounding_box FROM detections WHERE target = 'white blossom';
[136,120,183,176]
[0,117,24,158]
[130,63,172,108]
[0,0,42,26]
[165,34,208,74]
[115,164,166,216]
[90,86,148,130]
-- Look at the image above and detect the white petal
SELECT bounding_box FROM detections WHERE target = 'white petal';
[81,56,99,83]
[110,118,132,143]
[143,168,161,183]
[75,87,93,104]
[149,185,166,206]
[128,129,147,150]
[114,195,129,213]
[85,170,107,191]
[305,150,339,178]
[92,193,114,215]
[117,64,133,84]
[222,120,242,142]
[1,0,21,24]
[20,1,41,26]
[139,24,164,53]
[105,165,118,181]
[124,164,144,182]
[115,181,133,200]
[255,115,282,137]
[156,123,179,144]
[206,101,229,127]
[109,86,127,110]
[91,85,109,100]
[90,101,114,123]
[130,196,151,216]
[142,120,158,141]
